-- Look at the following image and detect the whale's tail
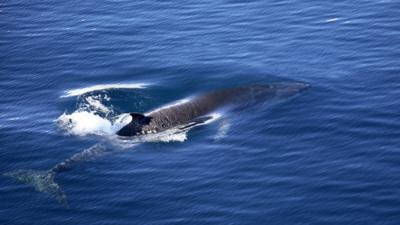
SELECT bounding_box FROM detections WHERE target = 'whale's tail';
[4,169,67,205]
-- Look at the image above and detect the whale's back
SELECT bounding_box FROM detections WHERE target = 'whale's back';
[147,85,276,130]
[117,83,309,136]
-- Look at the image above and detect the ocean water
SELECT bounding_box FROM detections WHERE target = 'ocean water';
[1,0,400,224]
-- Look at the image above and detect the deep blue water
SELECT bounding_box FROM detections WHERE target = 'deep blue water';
[1,0,400,224]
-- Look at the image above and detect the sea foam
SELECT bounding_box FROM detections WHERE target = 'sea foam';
[57,111,131,136]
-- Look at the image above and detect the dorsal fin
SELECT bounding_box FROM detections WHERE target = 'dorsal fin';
[130,112,146,120]
[130,112,151,124]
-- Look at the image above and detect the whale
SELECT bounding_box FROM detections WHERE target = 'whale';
[117,82,310,136]
[4,82,309,204]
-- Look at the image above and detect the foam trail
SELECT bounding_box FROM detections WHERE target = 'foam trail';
[61,82,148,97]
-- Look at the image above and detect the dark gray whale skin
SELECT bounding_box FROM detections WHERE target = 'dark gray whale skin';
[116,82,310,137]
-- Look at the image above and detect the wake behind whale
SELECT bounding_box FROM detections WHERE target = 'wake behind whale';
[4,82,309,204]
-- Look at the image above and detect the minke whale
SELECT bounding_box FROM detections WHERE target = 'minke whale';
[4,82,309,204]
[117,82,310,136]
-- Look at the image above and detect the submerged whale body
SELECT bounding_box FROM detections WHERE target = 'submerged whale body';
[117,82,310,137]
[4,82,309,204]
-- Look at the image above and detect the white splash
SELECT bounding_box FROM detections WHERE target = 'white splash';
[61,82,148,97]
[57,112,131,136]
[86,96,110,114]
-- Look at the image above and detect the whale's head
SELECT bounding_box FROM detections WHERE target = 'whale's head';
[116,113,151,137]
[246,82,310,101]
[274,82,311,97]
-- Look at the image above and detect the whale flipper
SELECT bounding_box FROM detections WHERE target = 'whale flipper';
[4,169,67,205]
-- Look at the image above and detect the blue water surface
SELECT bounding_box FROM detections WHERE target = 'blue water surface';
[1,0,400,224]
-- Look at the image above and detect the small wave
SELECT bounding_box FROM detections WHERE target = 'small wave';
[61,82,148,97]
[325,18,340,23]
